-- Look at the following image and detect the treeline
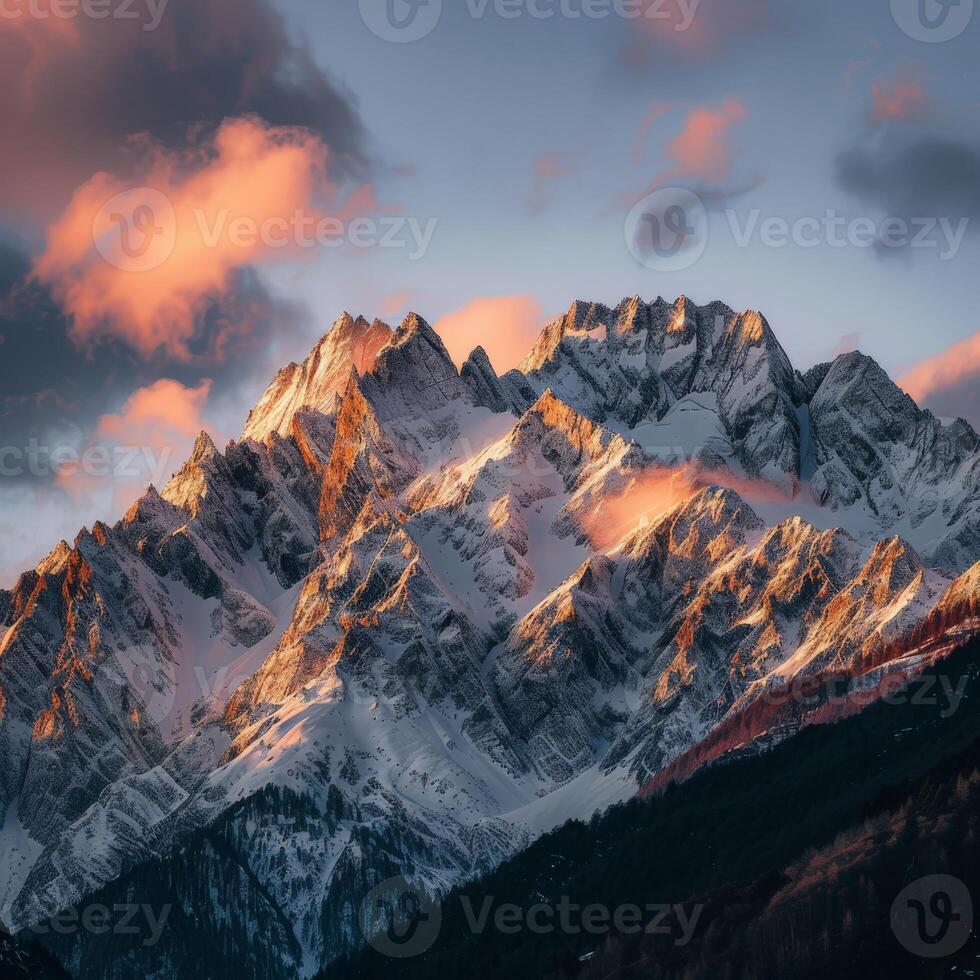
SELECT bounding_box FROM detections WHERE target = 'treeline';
[32,783,314,980]
[319,634,980,980]
[573,716,980,979]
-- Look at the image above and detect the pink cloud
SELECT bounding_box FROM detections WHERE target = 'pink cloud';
[534,153,573,181]
[625,0,769,61]
[840,59,871,93]
[33,116,372,360]
[869,66,930,126]
[0,0,366,225]
[435,296,544,373]
[527,151,578,216]
[378,289,415,318]
[633,102,676,166]
[584,461,793,551]
[57,379,217,514]
[641,99,748,194]
[95,378,214,446]
[898,332,980,427]
[830,331,862,357]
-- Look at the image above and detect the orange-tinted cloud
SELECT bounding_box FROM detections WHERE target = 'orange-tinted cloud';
[584,461,793,551]
[830,332,862,358]
[0,0,366,222]
[638,99,749,197]
[33,117,353,359]
[663,99,747,183]
[625,0,769,60]
[95,378,214,447]
[585,466,700,550]
[869,67,930,126]
[57,379,216,512]
[898,332,980,427]
[534,153,572,181]
[435,296,544,373]
[614,99,755,213]
[840,58,871,93]
[634,102,676,165]
[379,289,415,318]
[527,152,578,216]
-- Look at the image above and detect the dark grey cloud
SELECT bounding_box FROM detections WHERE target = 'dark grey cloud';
[0,240,306,488]
[0,0,368,223]
[917,378,980,431]
[835,134,980,257]
[836,136,980,220]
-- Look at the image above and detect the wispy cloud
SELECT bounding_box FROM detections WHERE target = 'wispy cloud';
[633,102,676,165]
[0,0,367,223]
[898,332,980,427]
[33,117,369,360]
[869,65,930,127]
[633,98,749,199]
[526,151,578,216]
[623,0,770,64]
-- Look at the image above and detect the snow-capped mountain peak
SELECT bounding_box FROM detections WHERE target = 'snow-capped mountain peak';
[2,295,979,976]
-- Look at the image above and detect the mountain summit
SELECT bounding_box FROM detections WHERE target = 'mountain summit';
[1,296,978,976]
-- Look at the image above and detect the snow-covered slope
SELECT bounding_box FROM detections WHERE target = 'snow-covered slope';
[470,295,980,572]
[242,314,393,443]
[1,299,978,978]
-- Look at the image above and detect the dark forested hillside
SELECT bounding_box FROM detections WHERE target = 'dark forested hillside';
[0,930,69,980]
[319,635,980,980]
[30,636,980,979]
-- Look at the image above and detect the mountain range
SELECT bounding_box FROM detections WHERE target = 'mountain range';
[1,295,978,977]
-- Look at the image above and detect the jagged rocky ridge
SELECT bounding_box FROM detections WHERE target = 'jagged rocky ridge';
[1,297,978,977]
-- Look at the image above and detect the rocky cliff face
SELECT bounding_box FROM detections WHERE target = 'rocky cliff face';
[2,298,978,977]
[507,296,803,485]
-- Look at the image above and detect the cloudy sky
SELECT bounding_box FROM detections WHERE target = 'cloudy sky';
[1,0,979,584]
